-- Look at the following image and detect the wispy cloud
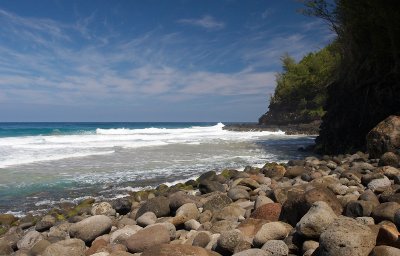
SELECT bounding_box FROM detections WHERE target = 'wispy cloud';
[177,15,225,30]
[0,6,332,121]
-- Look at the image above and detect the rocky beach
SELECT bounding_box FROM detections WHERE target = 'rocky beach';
[0,116,399,256]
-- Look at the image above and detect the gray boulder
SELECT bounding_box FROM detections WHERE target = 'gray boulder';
[317,217,376,256]
[43,238,86,256]
[136,196,170,219]
[296,201,337,238]
[69,215,112,243]
[261,240,289,255]
[124,224,170,253]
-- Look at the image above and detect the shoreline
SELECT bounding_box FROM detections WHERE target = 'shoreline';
[223,120,321,135]
[1,149,399,255]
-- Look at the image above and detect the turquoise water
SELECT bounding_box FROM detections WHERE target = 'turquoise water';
[0,122,314,215]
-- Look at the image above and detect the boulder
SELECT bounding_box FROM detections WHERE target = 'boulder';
[199,180,225,194]
[43,238,86,256]
[371,202,400,223]
[35,215,56,232]
[211,220,239,234]
[253,222,292,246]
[176,203,200,220]
[124,224,170,253]
[213,205,246,222]
[169,191,200,211]
[345,200,374,218]
[368,176,392,192]
[250,203,281,222]
[0,214,18,225]
[192,232,211,248]
[317,217,376,256]
[30,239,51,256]
[110,225,142,244]
[255,196,274,209]
[17,231,43,250]
[261,240,289,255]
[370,245,400,256]
[141,244,220,256]
[69,215,112,243]
[285,166,307,178]
[136,196,170,219]
[296,201,337,238]
[217,229,243,253]
[203,194,232,213]
[136,212,157,227]
[184,219,201,231]
[237,218,268,240]
[367,115,400,159]
[228,188,250,201]
[91,202,116,216]
[111,198,132,215]
[380,152,400,167]
[232,249,270,256]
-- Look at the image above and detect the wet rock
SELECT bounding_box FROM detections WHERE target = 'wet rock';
[254,222,292,246]
[285,166,307,179]
[198,171,217,183]
[263,165,286,180]
[136,212,157,227]
[376,222,400,247]
[136,196,170,219]
[91,202,116,216]
[141,244,220,256]
[199,180,225,194]
[69,215,112,243]
[124,224,170,253]
[169,191,200,211]
[43,238,86,256]
[0,214,18,226]
[261,240,289,255]
[35,215,56,232]
[317,217,376,256]
[296,201,337,238]
[250,203,281,222]
[112,198,132,215]
[17,230,44,250]
[371,202,400,223]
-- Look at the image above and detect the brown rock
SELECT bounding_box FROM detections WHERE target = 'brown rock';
[285,166,307,178]
[376,222,400,248]
[141,244,221,256]
[124,225,170,253]
[370,245,400,256]
[85,239,108,255]
[372,202,400,223]
[367,115,400,159]
[0,214,17,225]
[250,203,282,221]
[237,218,268,240]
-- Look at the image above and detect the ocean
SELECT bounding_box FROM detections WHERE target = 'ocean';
[0,122,315,215]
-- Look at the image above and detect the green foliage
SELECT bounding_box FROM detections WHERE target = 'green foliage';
[268,42,340,123]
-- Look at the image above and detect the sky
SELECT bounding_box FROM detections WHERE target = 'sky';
[0,0,334,122]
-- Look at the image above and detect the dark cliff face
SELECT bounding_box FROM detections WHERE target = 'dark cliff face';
[314,0,400,154]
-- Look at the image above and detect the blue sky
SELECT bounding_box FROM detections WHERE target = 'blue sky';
[0,0,334,122]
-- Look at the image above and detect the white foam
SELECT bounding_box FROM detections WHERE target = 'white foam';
[0,123,287,168]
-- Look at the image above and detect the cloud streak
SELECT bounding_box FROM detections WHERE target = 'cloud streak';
[177,15,225,30]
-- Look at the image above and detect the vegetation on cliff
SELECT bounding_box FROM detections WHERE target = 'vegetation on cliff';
[259,43,340,125]
[307,0,400,153]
